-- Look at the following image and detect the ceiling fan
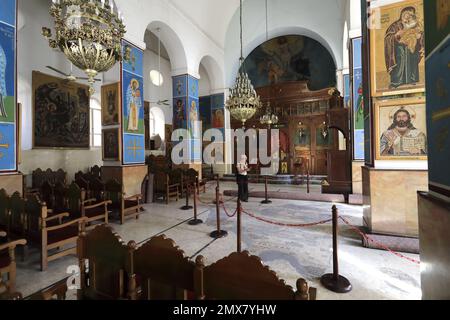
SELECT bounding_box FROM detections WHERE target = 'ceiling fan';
[149,28,170,106]
[46,63,101,83]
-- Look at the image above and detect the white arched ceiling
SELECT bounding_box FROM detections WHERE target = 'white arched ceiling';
[197,55,225,92]
[146,21,188,77]
[115,0,225,79]
[224,0,346,86]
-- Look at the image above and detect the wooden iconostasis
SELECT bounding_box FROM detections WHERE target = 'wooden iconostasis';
[230,81,347,176]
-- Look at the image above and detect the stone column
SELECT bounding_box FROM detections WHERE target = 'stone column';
[101,39,147,196]
[172,74,202,175]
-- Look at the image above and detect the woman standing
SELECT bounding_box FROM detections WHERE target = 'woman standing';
[236,155,249,202]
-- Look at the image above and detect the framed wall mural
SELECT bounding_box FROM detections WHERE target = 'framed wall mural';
[425,37,450,197]
[375,98,427,160]
[102,128,120,161]
[370,1,425,97]
[32,71,90,149]
[424,0,450,57]
[101,82,120,126]
[0,0,17,172]
[121,40,145,165]
[173,97,186,131]
[351,37,365,160]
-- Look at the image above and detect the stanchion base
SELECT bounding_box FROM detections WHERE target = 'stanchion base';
[209,230,228,239]
[180,205,193,210]
[188,219,203,225]
[261,200,272,204]
[320,274,352,293]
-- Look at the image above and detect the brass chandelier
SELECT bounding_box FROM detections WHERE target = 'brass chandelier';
[259,0,278,129]
[259,102,279,128]
[226,0,261,127]
[42,0,126,95]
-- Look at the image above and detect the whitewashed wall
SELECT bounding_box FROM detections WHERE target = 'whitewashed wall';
[18,0,102,182]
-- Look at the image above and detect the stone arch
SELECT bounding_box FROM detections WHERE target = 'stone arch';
[197,55,225,92]
[145,21,188,76]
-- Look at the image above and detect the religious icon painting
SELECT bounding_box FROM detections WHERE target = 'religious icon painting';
[122,41,143,77]
[102,128,120,161]
[375,98,427,160]
[122,71,144,135]
[188,75,199,99]
[187,97,200,139]
[173,97,187,131]
[0,22,15,124]
[101,82,120,126]
[370,0,425,97]
[32,71,90,149]
[172,75,187,98]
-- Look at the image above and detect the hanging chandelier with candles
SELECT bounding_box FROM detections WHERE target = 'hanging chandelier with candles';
[42,0,127,95]
[259,102,279,128]
[259,0,278,129]
[226,0,261,128]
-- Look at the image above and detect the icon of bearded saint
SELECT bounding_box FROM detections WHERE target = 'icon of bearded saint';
[380,107,427,156]
[384,6,424,89]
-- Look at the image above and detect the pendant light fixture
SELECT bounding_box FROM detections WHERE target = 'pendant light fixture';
[225,0,262,128]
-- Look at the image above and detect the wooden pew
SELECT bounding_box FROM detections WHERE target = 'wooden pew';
[25,277,69,300]
[195,251,316,300]
[131,235,197,300]
[77,224,134,300]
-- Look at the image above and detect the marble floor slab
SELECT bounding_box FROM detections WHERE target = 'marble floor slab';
[12,181,421,300]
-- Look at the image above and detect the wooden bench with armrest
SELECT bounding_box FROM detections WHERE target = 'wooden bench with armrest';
[105,179,143,225]
[195,251,316,300]
[67,182,110,226]
[24,194,87,271]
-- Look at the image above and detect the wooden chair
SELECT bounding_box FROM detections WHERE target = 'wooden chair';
[77,224,134,300]
[0,232,27,295]
[131,235,197,300]
[195,251,316,300]
[90,165,102,180]
[104,179,142,224]
[25,194,86,271]
[153,170,179,204]
[67,182,110,226]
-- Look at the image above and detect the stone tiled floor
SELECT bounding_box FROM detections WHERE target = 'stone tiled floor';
[14,181,421,300]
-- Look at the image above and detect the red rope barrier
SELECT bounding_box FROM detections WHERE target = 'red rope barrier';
[338,216,420,265]
[240,206,420,265]
[221,201,237,218]
[242,208,332,227]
